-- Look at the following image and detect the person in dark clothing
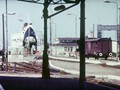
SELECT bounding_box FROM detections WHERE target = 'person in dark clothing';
[23,23,37,54]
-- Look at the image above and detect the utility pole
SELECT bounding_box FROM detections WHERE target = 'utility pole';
[80,0,86,90]
[118,8,120,61]
[104,0,119,61]
[2,14,5,70]
[42,0,50,78]
[67,13,77,37]
[49,18,52,55]
[50,18,52,46]
[5,0,8,70]
[93,24,95,38]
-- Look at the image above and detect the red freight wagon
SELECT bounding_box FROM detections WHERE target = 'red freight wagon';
[85,38,112,60]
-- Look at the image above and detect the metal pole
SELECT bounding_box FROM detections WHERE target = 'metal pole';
[93,24,95,38]
[115,2,119,62]
[42,0,50,78]
[80,0,86,90]
[75,15,77,37]
[67,14,77,37]
[54,23,57,56]
[118,8,120,61]
[2,14,5,70]
[104,1,119,61]
[5,0,8,70]
[49,18,52,55]
[50,18,52,45]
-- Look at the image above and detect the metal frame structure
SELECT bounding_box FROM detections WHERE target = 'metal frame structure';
[18,0,81,78]
[18,0,86,90]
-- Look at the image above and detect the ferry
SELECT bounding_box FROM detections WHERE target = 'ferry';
[8,23,43,62]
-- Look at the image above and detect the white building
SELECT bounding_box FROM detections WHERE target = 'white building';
[8,32,24,55]
[51,37,79,57]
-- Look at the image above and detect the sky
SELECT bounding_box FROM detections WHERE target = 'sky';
[0,0,120,47]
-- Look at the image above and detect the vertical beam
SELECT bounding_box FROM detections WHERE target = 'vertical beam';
[80,0,86,90]
[2,14,5,70]
[115,2,119,62]
[50,18,52,45]
[118,8,120,61]
[75,15,77,37]
[49,18,52,55]
[93,24,94,38]
[5,0,8,70]
[42,0,50,78]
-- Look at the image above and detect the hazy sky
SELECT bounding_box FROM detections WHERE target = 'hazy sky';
[0,0,120,46]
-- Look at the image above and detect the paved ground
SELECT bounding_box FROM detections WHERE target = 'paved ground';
[49,56,120,84]
[49,56,120,66]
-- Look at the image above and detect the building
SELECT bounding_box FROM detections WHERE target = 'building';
[51,37,79,57]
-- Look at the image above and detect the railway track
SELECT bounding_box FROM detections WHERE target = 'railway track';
[8,62,42,73]
[0,61,68,76]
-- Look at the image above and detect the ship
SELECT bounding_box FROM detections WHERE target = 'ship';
[8,24,44,62]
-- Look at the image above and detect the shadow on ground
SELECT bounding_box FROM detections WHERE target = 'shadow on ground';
[0,76,119,90]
